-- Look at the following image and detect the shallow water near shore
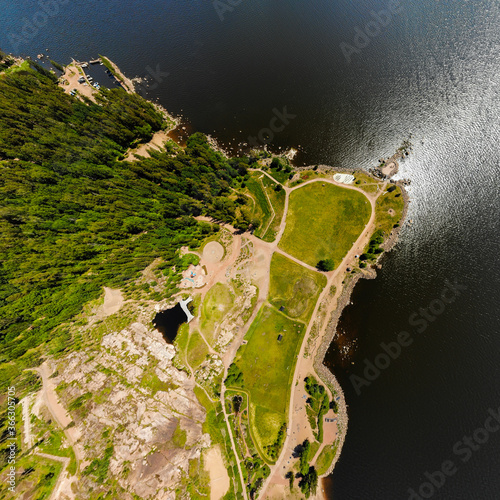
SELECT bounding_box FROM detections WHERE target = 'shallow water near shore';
[2,0,499,498]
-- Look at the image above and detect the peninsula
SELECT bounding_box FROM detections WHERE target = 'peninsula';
[0,53,408,499]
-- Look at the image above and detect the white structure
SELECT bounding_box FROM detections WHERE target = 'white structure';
[180,297,194,323]
[333,173,355,184]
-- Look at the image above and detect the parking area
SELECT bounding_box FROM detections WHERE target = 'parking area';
[59,63,97,101]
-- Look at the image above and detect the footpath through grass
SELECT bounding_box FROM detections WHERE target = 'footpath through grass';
[245,173,286,242]
[353,171,381,194]
[279,182,371,268]
[269,253,326,322]
[261,175,286,242]
[200,283,234,347]
[245,175,272,239]
[229,305,306,460]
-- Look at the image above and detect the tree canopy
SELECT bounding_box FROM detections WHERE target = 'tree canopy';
[0,61,252,388]
[316,259,335,272]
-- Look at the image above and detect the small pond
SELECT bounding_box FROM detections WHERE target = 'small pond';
[152,304,189,344]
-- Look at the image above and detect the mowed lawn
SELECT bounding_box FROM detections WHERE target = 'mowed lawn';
[232,305,305,454]
[269,253,326,322]
[279,182,371,268]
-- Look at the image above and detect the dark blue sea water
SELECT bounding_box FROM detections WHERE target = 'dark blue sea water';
[1,1,499,498]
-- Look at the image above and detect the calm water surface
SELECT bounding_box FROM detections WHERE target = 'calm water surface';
[1,1,499,498]
[152,304,187,344]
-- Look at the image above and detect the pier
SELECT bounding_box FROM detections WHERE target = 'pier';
[179,297,194,323]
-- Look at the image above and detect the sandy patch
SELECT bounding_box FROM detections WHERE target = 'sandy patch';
[102,287,124,316]
[38,363,83,464]
[205,446,230,500]
[125,130,169,161]
[21,395,34,448]
[381,161,397,176]
[59,63,97,102]
[203,241,224,264]
[265,483,287,499]
[321,409,339,447]
[36,452,76,500]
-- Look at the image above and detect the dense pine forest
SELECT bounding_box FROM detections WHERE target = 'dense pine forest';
[0,55,253,390]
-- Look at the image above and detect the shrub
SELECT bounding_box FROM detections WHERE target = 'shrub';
[225,363,243,387]
[299,466,318,498]
[317,259,335,272]
[50,60,65,72]
[271,157,283,171]
[299,439,311,475]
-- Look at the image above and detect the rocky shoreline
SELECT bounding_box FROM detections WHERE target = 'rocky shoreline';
[313,271,372,477]
[308,164,410,480]
[382,179,410,252]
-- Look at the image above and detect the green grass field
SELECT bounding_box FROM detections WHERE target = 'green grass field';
[186,331,209,369]
[373,184,405,236]
[269,253,326,322]
[140,367,177,395]
[261,175,286,242]
[250,403,284,457]
[230,305,306,459]
[245,173,287,242]
[309,440,321,459]
[33,417,78,475]
[245,175,272,238]
[267,168,290,184]
[0,453,63,499]
[279,182,371,268]
[2,60,30,76]
[353,171,381,194]
[200,283,234,347]
[315,443,338,475]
